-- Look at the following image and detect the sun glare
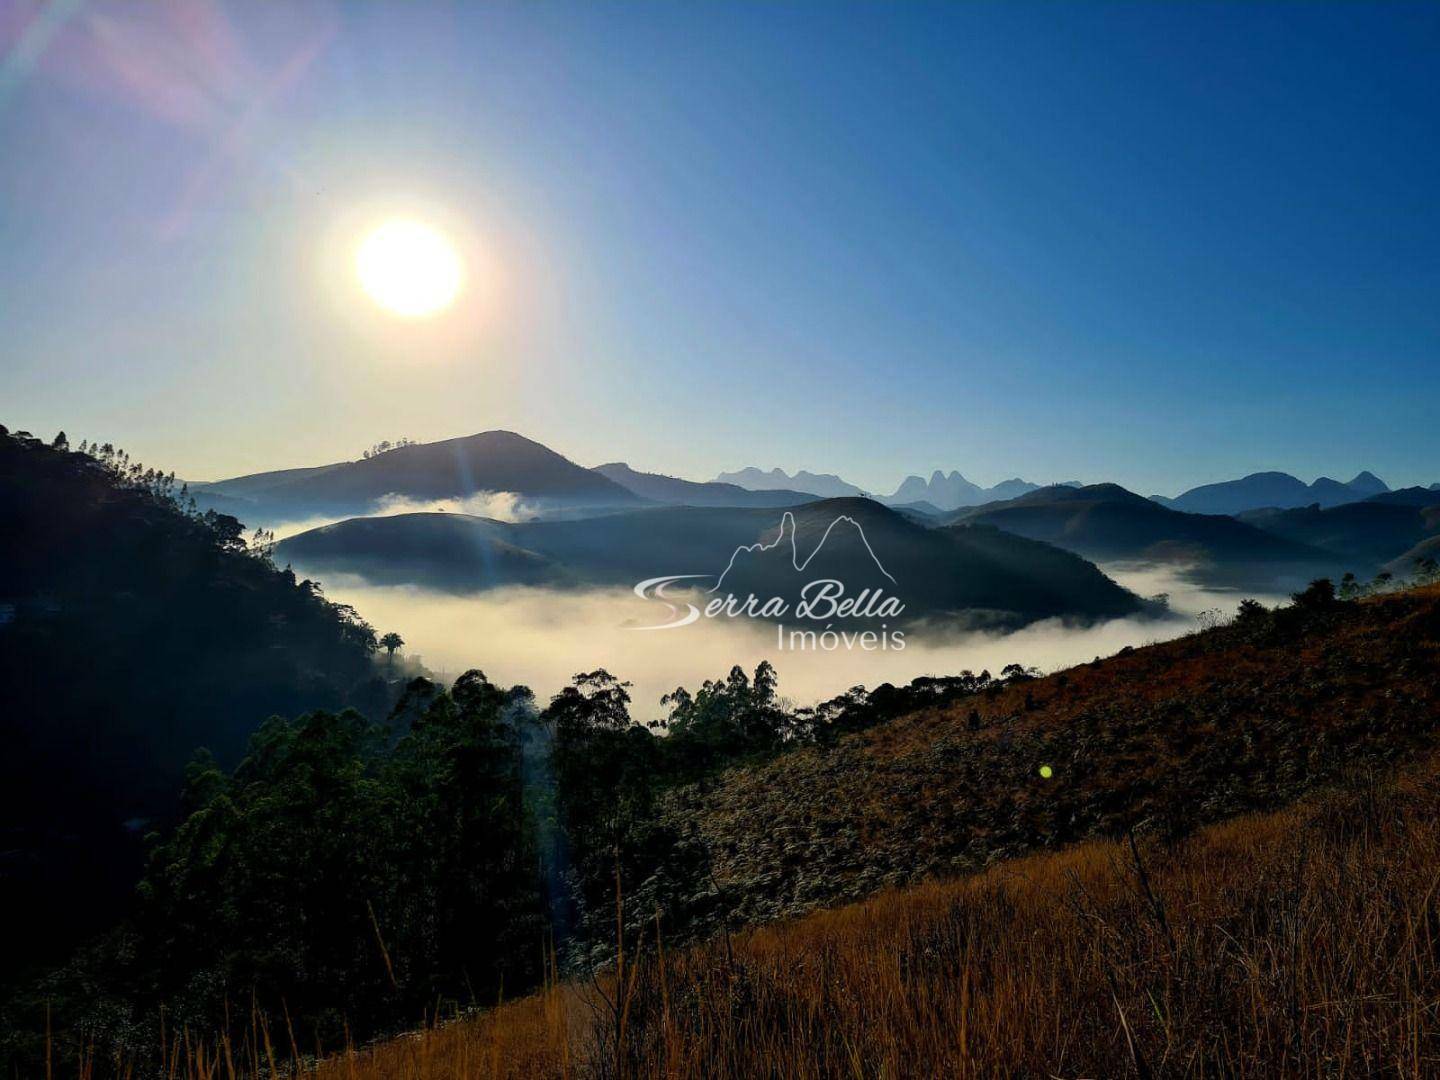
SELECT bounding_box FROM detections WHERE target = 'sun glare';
[356,219,463,318]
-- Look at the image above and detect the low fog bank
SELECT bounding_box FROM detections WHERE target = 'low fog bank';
[1102,561,1290,619]
[267,491,536,539]
[316,562,1291,721]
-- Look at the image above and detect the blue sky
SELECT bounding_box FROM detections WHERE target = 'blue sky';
[2,1,1437,495]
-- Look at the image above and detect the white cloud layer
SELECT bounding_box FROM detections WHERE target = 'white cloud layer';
[268,491,535,540]
[311,561,1291,722]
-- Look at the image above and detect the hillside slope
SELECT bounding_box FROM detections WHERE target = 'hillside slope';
[667,584,1440,930]
[275,512,568,589]
[1386,533,1440,578]
[283,586,1440,1079]
[322,752,1440,1078]
[0,428,391,966]
[1242,495,1440,571]
[45,581,1440,1077]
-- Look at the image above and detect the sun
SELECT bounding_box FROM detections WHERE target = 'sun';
[355,219,463,318]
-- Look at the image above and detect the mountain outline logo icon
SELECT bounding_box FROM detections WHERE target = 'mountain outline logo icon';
[711,511,898,593]
[632,512,900,632]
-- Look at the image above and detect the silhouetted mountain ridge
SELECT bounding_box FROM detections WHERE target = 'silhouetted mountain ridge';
[594,462,820,507]
[947,482,1339,588]
[712,467,864,499]
[883,472,1069,510]
[196,431,639,523]
[1162,470,1392,514]
[1240,493,1440,573]
[277,496,1144,627]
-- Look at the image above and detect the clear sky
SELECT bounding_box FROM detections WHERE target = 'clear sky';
[2,1,1437,495]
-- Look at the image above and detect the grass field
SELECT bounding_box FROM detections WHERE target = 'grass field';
[133,747,1440,1078]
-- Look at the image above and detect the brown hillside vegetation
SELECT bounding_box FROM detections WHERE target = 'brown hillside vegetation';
[306,748,1440,1078]
[672,584,1440,931]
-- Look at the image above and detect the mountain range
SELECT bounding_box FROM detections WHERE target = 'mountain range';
[884,471,1080,510]
[946,482,1342,588]
[594,462,819,508]
[1157,470,1391,515]
[192,430,1425,531]
[184,429,1438,594]
[276,497,1145,627]
[711,467,867,499]
[712,465,1077,511]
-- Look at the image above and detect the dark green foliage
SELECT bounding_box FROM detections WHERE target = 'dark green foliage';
[35,672,544,1064]
[0,430,391,973]
[1292,577,1337,610]
[379,630,405,660]
[542,671,714,968]
[659,661,791,776]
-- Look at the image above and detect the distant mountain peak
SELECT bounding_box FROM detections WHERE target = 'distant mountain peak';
[1346,470,1389,494]
[713,467,865,499]
[594,462,821,508]
[1244,470,1304,482]
[884,471,1044,511]
[1170,469,1392,515]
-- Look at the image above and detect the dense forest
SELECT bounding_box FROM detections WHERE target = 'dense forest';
[0,428,395,976]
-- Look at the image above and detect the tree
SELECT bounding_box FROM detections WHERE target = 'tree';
[1339,572,1362,601]
[542,670,664,959]
[120,670,544,1053]
[1292,578,1336,610]
[248,526,276,562]
[661,661,791,775]
[1236,598,1267,623]
[202,511,247,553]
[379,631,405,664]
[1416,556,1440,585]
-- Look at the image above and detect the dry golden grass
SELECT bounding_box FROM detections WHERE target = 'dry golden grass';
[279,753,1440,1079]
